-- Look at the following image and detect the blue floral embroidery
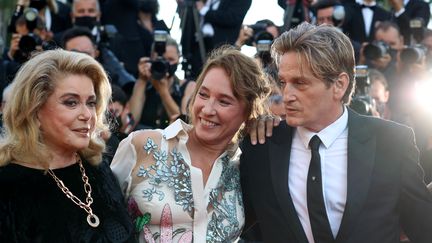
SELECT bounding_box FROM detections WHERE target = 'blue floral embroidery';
[137,138,194,215]
[207,155,243,241]
[144,137,158,154]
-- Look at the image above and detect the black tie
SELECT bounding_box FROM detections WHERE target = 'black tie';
[361,4,376,10]
[307,135,334,242]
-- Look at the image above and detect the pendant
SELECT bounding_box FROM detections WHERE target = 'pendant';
[87,213,100,227]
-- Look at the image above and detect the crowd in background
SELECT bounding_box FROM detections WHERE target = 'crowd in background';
[1,0,432,241]
[1,0,432,190]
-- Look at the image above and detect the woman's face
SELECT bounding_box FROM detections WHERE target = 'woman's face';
[38,74,97,154]
[192,67,247,146]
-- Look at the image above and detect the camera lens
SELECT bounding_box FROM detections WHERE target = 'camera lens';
[151,58,169,80]
[363,41,388,60]
[18,34,39,53]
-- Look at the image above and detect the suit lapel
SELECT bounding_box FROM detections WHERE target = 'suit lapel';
[269,126,309,243]
[336,110,376,242]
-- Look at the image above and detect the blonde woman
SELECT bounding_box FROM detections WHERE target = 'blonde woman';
[0,49,133,242]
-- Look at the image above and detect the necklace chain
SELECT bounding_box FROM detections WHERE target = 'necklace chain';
[48,155,100,227]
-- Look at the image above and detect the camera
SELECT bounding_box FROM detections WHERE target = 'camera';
[98,24,117,47]
[400,44,427,64]
[350,65,375,115]
[245,22,274,46]
[410,18,424,44]
[13,8,44,63]
[150,30,169,80]
[363,41,390,60]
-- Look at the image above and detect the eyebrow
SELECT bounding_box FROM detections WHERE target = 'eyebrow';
[59,93,96,99]
[199,86,236,101]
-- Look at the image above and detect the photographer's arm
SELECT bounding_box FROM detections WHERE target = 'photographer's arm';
[6,34,20,61]
[152,77,181,122]
[129,57,150,123]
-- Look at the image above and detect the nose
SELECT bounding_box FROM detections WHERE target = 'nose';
[202,99,216,115]
[79,104,92,121]
[282,84,296,103]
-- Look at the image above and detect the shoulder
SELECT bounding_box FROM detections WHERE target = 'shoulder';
[241,122,293,153]
[350,112,414,141]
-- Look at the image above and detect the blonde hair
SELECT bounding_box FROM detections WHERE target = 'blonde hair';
[188,46,271,142]
[271,22,355,104]
[0,49,111,167]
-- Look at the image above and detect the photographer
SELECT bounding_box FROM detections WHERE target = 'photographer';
[235,19,280,49]
[62,27,135,93]
[129,35,196,129]
[8,0,72,43]
[71,0,102,41]
[360,21,402,89]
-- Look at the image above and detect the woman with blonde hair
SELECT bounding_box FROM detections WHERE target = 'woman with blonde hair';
[0,49,133,242]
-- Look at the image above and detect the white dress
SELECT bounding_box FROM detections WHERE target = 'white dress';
[111,119,245,243]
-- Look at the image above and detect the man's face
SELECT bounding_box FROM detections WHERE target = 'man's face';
[72,0,100,20]
[370,80,389,103]
[65,36,97,58]
[317,7,334,26]
[279,52,347,132]
[375,27,404,51]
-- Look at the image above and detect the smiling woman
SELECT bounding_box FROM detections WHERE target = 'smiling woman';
[0,49,134,242]
[110,46,271,242]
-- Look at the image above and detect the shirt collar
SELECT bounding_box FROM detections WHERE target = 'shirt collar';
[356,0,377,6]
[297,106,348,149]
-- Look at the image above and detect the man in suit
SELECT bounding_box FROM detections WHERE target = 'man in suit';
[342,0,392,43]
[389,0,431,45]
[240,22,432,243]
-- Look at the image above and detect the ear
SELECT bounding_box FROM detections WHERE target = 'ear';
[333,72,349,101]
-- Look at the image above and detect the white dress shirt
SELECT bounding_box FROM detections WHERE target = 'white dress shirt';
[289,107,348,243]
[356,0,377,37]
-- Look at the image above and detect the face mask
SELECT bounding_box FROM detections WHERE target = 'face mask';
[139,0,158,15]
[29,0,47,11]
[74,16,98,30]
[167,63,178,77]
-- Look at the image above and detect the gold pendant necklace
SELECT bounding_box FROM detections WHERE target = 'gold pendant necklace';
[48,155,100,228]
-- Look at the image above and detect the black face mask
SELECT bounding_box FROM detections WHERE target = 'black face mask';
[74,16,98,30]
[167,63,178,77]
[29,0,47,11]
[139,0,159,15]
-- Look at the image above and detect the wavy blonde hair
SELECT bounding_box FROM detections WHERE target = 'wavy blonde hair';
[188,46,271,143]
[0,49,111,167]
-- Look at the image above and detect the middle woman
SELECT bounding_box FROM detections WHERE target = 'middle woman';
[111,46,270,242]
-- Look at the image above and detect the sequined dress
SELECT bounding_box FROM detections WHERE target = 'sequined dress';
[0,160,134,243]
[111,119,245,242]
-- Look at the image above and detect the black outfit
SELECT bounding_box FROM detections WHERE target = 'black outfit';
[241,109,432,243]
[342,2,392,43]
[183,0,251,79]
[395,0,431,45]
[102,0,169,77]
[138,77,189,129]
[0,160,134,243]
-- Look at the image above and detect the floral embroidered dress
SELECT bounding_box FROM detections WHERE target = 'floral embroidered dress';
[111,119,244,242]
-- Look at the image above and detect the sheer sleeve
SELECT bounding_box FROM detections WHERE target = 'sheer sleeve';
[110,131,139,197]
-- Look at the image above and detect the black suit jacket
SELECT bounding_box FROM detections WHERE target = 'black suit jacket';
[240,109,432,243]
[203,0,252,48]
[342,3,392,43]
[395,0,431,45]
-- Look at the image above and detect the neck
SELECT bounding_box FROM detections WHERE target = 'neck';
[48,153,77,169]
[187,129,228,162]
